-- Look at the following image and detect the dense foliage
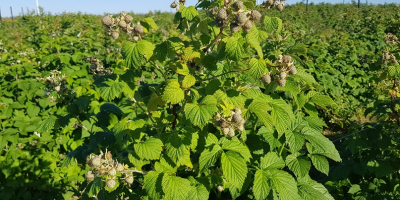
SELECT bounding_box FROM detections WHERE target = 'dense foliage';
[0,1,400,200]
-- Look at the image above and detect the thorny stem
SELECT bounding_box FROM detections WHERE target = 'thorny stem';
[198,68,249,82]
[131,97,155,123]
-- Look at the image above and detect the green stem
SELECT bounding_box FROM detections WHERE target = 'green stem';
[153,61,168,81]
[279,143,285,156]
[132,97,155,123]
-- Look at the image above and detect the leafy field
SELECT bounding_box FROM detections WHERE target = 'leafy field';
[1,1,400,199]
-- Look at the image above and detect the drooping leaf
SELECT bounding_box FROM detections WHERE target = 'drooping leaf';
[199,144,223,173]
[271,99,294,137]
[144,171,165,200]
[221,151,248,188]
[221,137,252,162]
[162,175,193,200]
[309,154,329,176]
[248,58,267,79]
[302,127,341,162]
[268,169,301,200]
[285,154,311,177]
[253,169,272,200]
[184,95,217,128]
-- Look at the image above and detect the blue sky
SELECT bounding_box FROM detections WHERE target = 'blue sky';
[0,0,398,17]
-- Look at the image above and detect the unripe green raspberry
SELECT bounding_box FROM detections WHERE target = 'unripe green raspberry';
[217,185,224,192]
[85,170,95,182]
[279,71,287,80]
[277,78,286,87]
[230,23,241,33]
[108,168,117,176]
[105,151,113,160]
[171,2,177,8]
[243,20,253,33]
[222,127,230,136]
[237,124,244,132]
[232,1,244,11]
[250,10,262,21]
[111,31,120,40]
[91,156,101,168]
[289,66,297,75]
[227,127,235,137]
[116,163,124,172]
[106,179,116,189]
[232,112,244,124]
[124,15,134,24]
[134,24,144,34]
[282,55,292,63]
[217,8,228,20]
[261,73,272,84]
[276,2,284,11]
[125,175,134,185]
[102,15,113,27]
[235,13,248,26]
[263,0,275,8]
[119,20,127,28]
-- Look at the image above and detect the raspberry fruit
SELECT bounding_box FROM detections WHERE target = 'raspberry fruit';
[261,73,272,84]
[263,0,275,8]
[237,124,244,132]
[134,24,144,34]
[277,78,286,87]
[250,10,262,21]
[179,0,186,5]
[217,185,224,192]
[228,127,235,137]
[232,1,244,11]
[276,2,284,11]
[106,179,116,189]
[232,112,244,124]
[125,175,134,185]
[111,31,120,40]
[215,18,225,27]
[125,14,134,24]
[171,2,177,8]
[243,20,253,32]
[102,15,113,27]
[235,13,248,26]
[108,167,117,176]
[85,170,95,182]
[289,66,297,75]
[105,151,112,160]
[282,55,292,63]
[91,156,101,167]
[279,71,287,80]
[217,8,228,20]
[230,23,241,33]
[116,163,124,172]
[222,127,230,136]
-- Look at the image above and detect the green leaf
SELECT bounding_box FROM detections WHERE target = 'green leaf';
[302,127,341,162]
[184,96,217,128]
[223,36,245,61]
[285,118,307,152]
[221,151,248,188]
[162,80,185,104]
[37,115,58,132]
[88,177,102,197]
[180,6,199,21]
[144,171,165,200]
[388,65,397,77]
[348,184,361,194]
[199,144,223,173]
[271,99,294,138]
[268,169,301,200]
[141,17,159,32]
[135,138,164,160]
[187,184,209,200]
[165,133,191,165]
[298,178,333,200]
[260,152,285,170]
[249,101,273,128]
[100,103,124,118]
[162,175,193,200]
[122,40,155,69]
[264,16,282,34]
[182,74,196,89]
[309,154,329,176]
[310,95,336,109]
[99,80,125,102]
[253,169,272,200]
[221,137,252,162]
[285,154,311,177]
[248,58,267,79]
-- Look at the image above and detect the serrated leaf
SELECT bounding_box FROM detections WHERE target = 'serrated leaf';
[99,80,125,102]
[199,144,223,173]
[249,101,273,128]
[271,99,294,138]
[184,96,217,128]
[260,152,285,170]
[162,175,193,200]
[285,118,307,152]
[166,133,191,165]
[100,103,124,118]
[182,47,201,62]
[249,58,267,79]
[286,154,311,177]
[171,62,190,75]
[221,151,248,188]
[135,138,164,160]
[162,80,185,104]
[144,171,165,200]
[88,177,102,197]
[310,95,336,109]
[221,137,252,162]
[348,184,361,194]
[388,65,397,77]
[180,6,199,21]
[223,36,245,61]
[187,184,209,200]
[182,74,196,89]
[268,169,301,200]
[253,169,272,200]
[309,154,329,176]
[128,151,150,170]
[301,127,341,162]
[37,115,58,132]
[141,17,159,32]
[122,40,155,69]
[293,70,318,85]
[264,16,282,34]
[298,178,332,200]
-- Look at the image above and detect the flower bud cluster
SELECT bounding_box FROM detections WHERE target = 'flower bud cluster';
[85,150,134,190]
[87,57,113,78]
[101,12,143,40]
[170,0,186,8]
[207,1,262,34]
[384,33,398,45]
[262,0,286,12]
[36,70,67,94]
[215,108,245,137]
[261,54,297,87]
